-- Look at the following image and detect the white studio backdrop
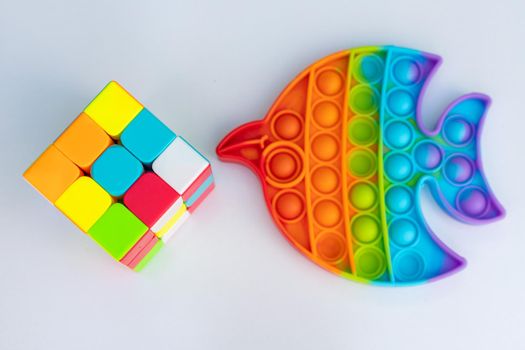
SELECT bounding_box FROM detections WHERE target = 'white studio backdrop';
[0,1,523,349]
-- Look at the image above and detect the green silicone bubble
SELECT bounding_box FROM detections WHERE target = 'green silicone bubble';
[88,203,148,260]
[347,149,377,178]
[348,181,378,210]
[349,85,379,115]
[351,214,381,244]
[354,247,386,280]
[347,116,378,146]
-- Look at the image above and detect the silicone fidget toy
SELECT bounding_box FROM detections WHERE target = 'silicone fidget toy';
[24,81,214,271]
[217,46,505,285]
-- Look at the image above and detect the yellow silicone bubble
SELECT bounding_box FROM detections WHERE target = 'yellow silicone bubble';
[351,214,381,244]
[348,181,378,211]
[347,148,377,178]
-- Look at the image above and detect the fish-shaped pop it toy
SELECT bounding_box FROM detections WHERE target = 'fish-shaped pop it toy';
[217,46,505,286]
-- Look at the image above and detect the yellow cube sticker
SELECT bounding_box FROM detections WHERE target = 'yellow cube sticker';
[55,176,114,232]
[84,81,143,138]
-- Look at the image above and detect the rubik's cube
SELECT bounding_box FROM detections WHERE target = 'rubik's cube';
[23,81,214,271]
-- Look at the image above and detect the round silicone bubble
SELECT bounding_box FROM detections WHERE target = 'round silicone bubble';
[383,151,414,183]
[311,133,340,162]
[315,231,347,263]
[412,140,444,173]
[348,181,379,212]
[443,154,475,186]
[315,68,345,97]
[272,189,306,223]
[265,146,303,185]
[347,148,377,179]
[270,110,304,142]
[386,88,415,118]
[351,213,381,245]
[354,246,387,280]
[385,184,414,215]
[390,56,422,86]
[349,85,380,115]
[455,186,490,218]
[442,115,475,147]
[388,217,420,248]
[347,116,378,147]
[354,53,384,85]
[312,198,343,229]
[311,164,341,195]
[393,250,426,282]
[312,100,341,130]
[384,120,415,150]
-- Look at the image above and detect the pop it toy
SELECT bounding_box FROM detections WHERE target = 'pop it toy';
[24,81,214,271]
[217,46,505,285]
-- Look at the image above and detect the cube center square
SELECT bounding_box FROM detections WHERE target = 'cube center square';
[121,109,176,165]
[91,145,144,197]
[24,81,215,271]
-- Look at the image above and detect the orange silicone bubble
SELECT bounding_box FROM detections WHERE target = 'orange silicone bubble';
[315,231,347,262]
[54,113,113,171]
[313,199,343,229]
[272,189,306,223]
[311,165,340,195]
[315,68,345,96]
[270,110,303,141]
[216,49,393,281]
[24,145,83,203]
[312,100,341,129]
[311,133,339,162]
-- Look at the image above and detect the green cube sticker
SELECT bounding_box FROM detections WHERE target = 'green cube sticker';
[88,203,148,260]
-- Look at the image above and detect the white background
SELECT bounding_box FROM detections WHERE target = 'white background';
[1,1,523,349]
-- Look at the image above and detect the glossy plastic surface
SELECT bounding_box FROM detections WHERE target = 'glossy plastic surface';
[216,46,505,286]
[24,81,214,271]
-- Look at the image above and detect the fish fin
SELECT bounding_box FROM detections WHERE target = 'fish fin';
[427,93,505,224]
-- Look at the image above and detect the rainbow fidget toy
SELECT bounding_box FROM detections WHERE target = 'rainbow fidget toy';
[217,46,505,285]
[24,81,214,271]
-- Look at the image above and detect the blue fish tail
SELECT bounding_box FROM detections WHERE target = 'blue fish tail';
[423,93,505,223]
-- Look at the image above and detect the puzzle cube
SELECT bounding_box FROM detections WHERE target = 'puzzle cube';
[23,81,214,271]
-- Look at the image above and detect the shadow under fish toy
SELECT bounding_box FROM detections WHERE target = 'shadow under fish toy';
[217,46,505,286]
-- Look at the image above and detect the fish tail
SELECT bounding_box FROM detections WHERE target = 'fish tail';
[424,93,505,223]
